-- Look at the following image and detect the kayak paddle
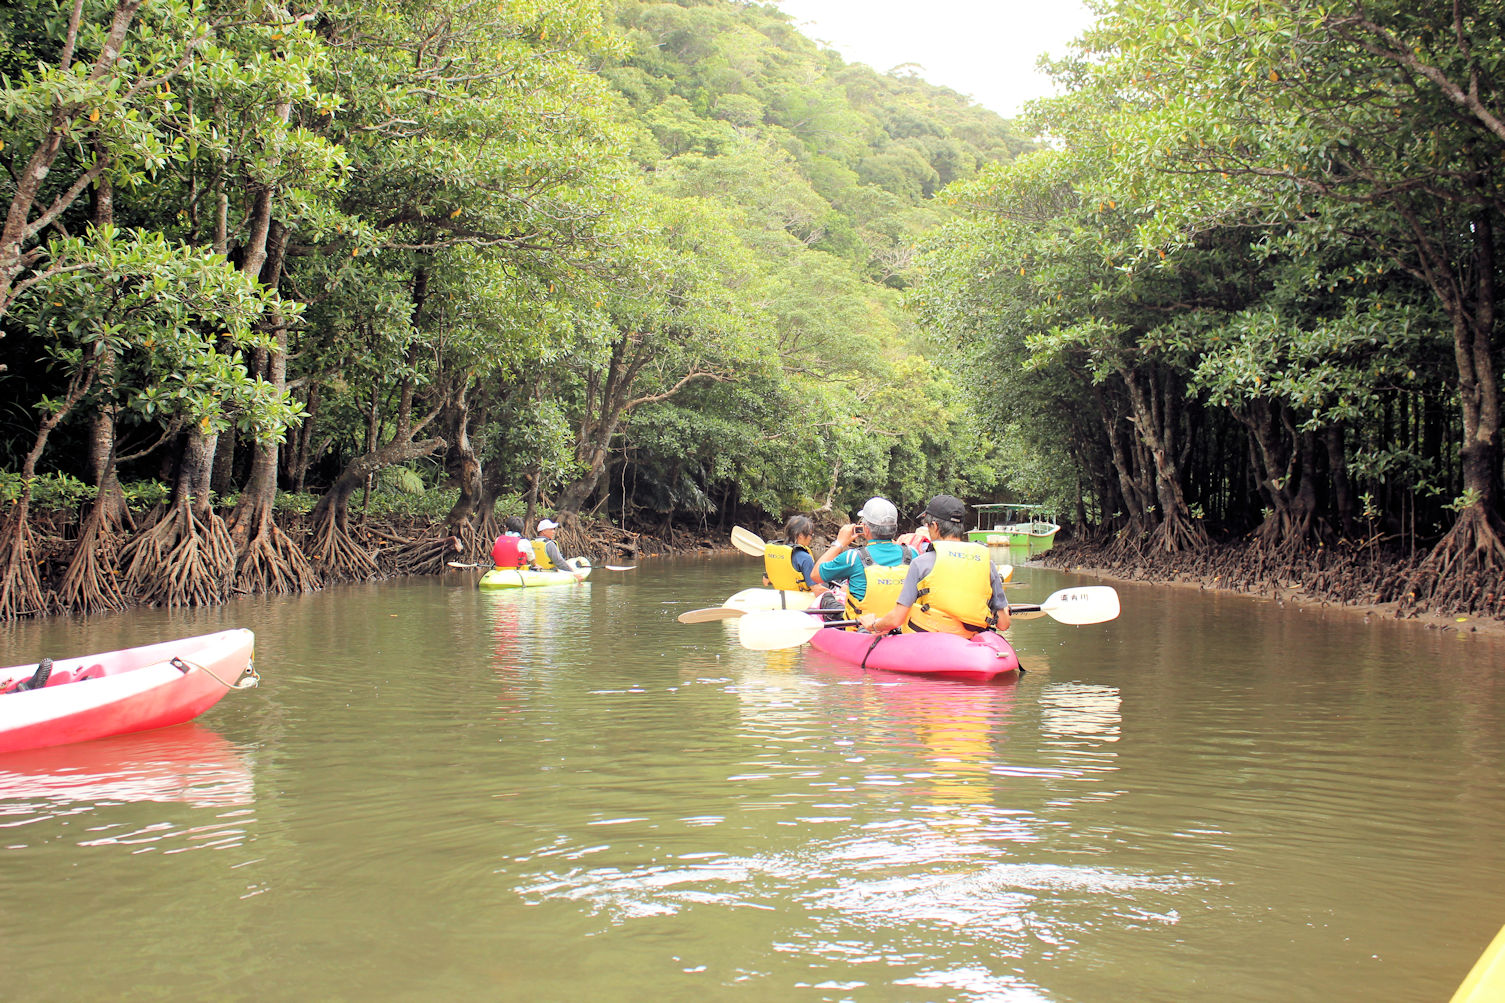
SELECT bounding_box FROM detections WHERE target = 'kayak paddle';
[1007,585,1120,624]
[604,565,638,571]
[736,586,1121,650]
[730,525,766,557]
[676,606,746,624]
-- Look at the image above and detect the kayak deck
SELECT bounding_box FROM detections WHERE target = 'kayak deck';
[0,629,256,754]
[809,627,1020,683]
[479,563,592,589]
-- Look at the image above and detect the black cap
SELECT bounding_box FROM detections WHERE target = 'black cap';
[918,494,967,524]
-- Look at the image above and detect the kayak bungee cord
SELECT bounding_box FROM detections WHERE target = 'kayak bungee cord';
[171,656,261,690]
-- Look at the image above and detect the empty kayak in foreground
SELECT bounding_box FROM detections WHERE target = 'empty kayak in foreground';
[0,629,258,755]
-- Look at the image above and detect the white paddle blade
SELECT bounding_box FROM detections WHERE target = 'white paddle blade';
[737,609,826,650]
[1023,586,1120,626]
[997,563,1014,582]
[730,525,766,557]
[677,606,746,624]
[604,565,638,571]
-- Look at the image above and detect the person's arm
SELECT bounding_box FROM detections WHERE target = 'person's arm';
[546,539,584,580]
[813,524,861,582]
[989,562,1011,630]
[519,539,536,567]
[792,549,817,590]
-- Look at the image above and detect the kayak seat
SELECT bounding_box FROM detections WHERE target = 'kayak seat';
[52,664,105,685]
[4,657,53,694]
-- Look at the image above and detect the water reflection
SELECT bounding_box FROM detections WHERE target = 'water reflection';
[0,725,253,808]
[1040,682,1122,740]
[0,725,256,856]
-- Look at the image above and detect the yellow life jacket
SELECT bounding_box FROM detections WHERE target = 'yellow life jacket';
[763,543,812,592]
[844,545,915,621]
[531,538,554,569]
[905,540,996,636]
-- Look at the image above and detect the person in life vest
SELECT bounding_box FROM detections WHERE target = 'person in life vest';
[762,514,817,592]
[811,496,914,625]
[534,518,586,583]
[490,516,535,569]
[858,494,1010,637]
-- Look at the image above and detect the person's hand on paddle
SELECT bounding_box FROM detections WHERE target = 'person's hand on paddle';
[857,612,878,631]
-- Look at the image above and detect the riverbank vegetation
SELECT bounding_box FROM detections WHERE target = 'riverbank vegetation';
[914,0,1504,620]
[0,0,1024,618]
[0,0,1500,623]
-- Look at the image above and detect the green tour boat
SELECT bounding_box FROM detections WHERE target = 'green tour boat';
[966,503,1060,556]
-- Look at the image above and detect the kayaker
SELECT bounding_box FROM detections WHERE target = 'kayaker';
[762,514,817,592]
[812,496,914,623]
[534,518,587,583]
[857,494,1010,637]
[490,516,535,570]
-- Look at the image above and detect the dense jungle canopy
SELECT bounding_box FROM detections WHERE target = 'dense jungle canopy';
[0,0,1500,620]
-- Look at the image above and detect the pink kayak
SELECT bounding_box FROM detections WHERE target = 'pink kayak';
[0,629,257,755]
[809,627,1020,683]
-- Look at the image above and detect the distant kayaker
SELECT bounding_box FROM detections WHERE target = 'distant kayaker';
[535,518,587,583]
[812,496,914,623]
[490,516,535,570]
[858,494,1010,637]
[762,514,817,592]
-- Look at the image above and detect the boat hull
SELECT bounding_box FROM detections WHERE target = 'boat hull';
[724,587,819,611]
[0,629,255,755]
[479,565,592,589]
[809,627,1020,682]
[967,522,1059,556]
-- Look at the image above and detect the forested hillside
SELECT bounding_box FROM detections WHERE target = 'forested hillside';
[0,0,1027,618]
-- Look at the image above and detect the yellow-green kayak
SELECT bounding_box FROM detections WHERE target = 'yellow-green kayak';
[478,559,591,589]
[1452,923,1505,1002]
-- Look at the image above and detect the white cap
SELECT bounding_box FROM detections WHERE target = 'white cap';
[856,497,898,535]
[537,518,559,532]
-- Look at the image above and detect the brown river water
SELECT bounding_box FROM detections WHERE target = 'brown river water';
[0,555,1502,1001]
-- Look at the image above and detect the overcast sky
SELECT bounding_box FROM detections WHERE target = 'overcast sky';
[772,0,1098,117]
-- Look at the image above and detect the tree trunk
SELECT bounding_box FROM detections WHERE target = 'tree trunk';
[226,222,318,595]
[1122,365,1206,553]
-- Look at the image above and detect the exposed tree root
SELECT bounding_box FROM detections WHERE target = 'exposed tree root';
[445,520,480,565]
[54,497,128,615]
[305,505,382,583]
[118,496,234,602]
[385,532,465,577]
[233,518,321,596]
[1400,506,1505,618]
[1043,529,1502,623]
[474,509,501,556]
[119,502,236,608]
[1146,509,1209,554]
[0,502,49,620]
